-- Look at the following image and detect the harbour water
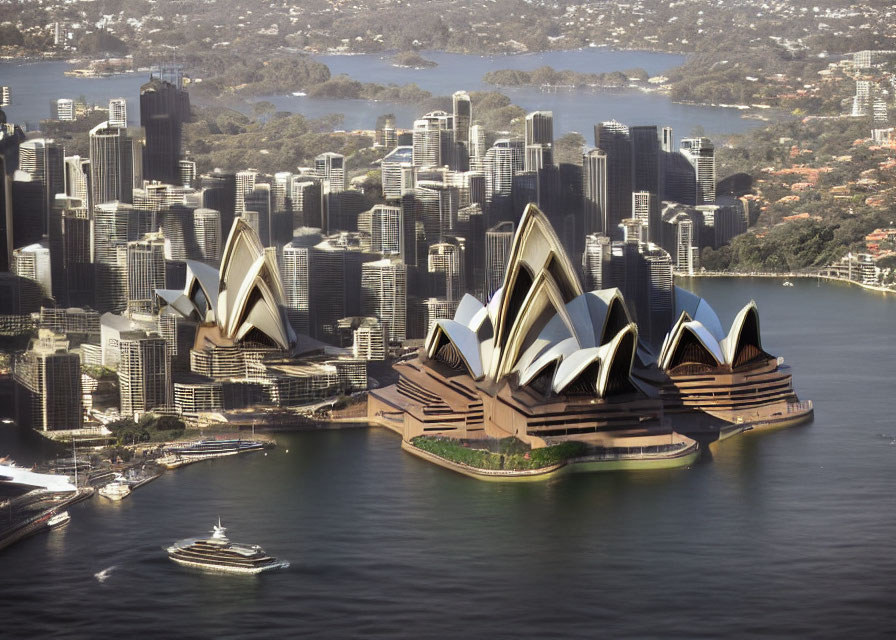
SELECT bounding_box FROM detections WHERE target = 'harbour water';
[2,278,895,637]
[0,50,765,139]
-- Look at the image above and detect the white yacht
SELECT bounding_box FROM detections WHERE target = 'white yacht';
[98,478,131,501]
[166,520,289,575]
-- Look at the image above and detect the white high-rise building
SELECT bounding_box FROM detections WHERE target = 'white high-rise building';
[380,146,414,199]
[484,139,524,200]
[412,111,453,168]
[194,208,222,264]
[361,257,406,343]
[126,232,166,314]
[235,169,257,215]
[12,243,52,296]
[582,233,611,291]
[485,221,514,298]
[118,332,171,417]
[108,98,127,128]
[583,148,608,236]
[0,86,9,107]
[315,152,347,193]
[359,204,402,256]
[54,99,75,121]
[680,137,716,205]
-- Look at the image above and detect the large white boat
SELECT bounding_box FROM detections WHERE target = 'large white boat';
[98,480,131,501]
[166,520,289,575]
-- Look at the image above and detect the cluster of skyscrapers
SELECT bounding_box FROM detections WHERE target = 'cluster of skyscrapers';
[0,74,753,433]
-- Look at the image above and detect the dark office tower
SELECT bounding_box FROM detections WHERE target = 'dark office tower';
[89,121,135,206]
[49,195,81,304]
[140,77,190,184]
[452,91,472,148]
[244,184,272,246]
[323,189,367,235]
[458,203,485,302]
[512,171,538,214]
[558,162,584,255]
[160,203,196,261]
[290,177,322,229]
[19,139,65,235]
[62,207,94,308]
[0,122,24,270]
[630,126,661,243]
[200,170,236,237]
[415,182,459,243]
[583,149,608,237]
[594,120,631,239]
[11,174,44,249]
[466,172,487,210]
[0,159,10,271]
[639,246,673,347]
[663,150,697,206]
[310,237,364,343]
[525,111,554,148]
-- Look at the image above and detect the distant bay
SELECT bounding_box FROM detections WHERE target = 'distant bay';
[2,50,766,142]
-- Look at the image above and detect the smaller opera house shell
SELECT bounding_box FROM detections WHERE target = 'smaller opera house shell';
[370,204,811,456]
[157,218,297,352]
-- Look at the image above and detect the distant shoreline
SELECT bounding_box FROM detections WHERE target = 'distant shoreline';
[676,272,895,295]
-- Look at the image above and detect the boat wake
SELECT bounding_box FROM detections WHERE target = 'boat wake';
[94,565,116,583]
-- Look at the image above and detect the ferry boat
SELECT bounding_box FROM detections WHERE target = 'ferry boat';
[783,280,795,287]
[166,520,289,575]
[165,439,268,461]
[47,511,71,529]
[98,480,131,501]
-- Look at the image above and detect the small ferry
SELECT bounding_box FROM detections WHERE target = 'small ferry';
[164,439,268,461]
[166,520,289,575]
[98,479,131,501]
[783,280,795,287]
[47,511,71,529]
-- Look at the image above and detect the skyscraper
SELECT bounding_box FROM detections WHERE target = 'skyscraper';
[118,331,171,416]
[381,146,414,199]
[108,97,127,128]
[200,170,237,236]
[360,204,402,256]
[594,120,632,239]
[315,152,347,193]
[281,229,323,335]
[412,111,454,168]
[583,148,608,236]
[64,155,91,211]
[582,233,611,291]
[485,221,514,298]
[361,257,407,343]
[11,243,51,296]
[452,91,472,149]
[140,77,190,184]
[428,238,465,301]
[680,137,716,205]
[525,111,554,147]
[126,232,166,314]
[89,122,136,206]
[19,138,65,234]
[631,125,661,243]
[193,208,221,264]
[14,331,82,431]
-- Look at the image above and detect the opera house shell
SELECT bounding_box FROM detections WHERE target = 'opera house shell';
[370,204,812,458]
[157,218,297,352]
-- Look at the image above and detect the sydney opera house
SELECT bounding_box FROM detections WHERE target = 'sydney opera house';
[370,205,812,470]
[157,219,364,411]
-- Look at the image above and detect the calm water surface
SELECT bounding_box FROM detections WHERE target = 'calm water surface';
[2,278,895,637]
[0,50,763,140]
